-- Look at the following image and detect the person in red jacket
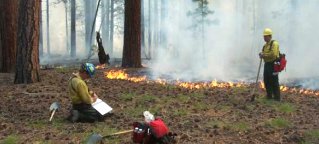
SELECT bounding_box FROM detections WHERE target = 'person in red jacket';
[143,111,170,144]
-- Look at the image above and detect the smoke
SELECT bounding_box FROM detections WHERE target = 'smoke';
[151,0,319,89]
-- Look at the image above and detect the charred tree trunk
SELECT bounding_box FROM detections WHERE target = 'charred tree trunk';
[14,0,40,84]
[122,0,141,68]
[0,0,18,73]
[96,32,109,64]
[70,0,76,56]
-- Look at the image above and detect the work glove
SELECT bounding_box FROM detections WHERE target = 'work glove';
[259,52,263,59]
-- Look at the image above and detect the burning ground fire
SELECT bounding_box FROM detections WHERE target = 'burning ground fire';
[104,70,319,96]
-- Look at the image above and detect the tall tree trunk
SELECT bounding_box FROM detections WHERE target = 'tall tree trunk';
[122,0,141,68]
[109,0,114,56]
[39,0,43,57]
[141,0,145,58]
[0,0,18,73]
[153,0,159,58]
[64,0,70,54]
[70,0,76,56]
[84,0,93,55]
[14,0,40,84]
[160,0,167,50]
[46,0,50,56]
[147,0,152,59]
[102,0,110,53]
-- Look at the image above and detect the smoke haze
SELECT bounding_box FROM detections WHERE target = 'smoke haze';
[151,0,319,89]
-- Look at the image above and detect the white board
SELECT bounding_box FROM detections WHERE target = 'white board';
[92,98,113,115]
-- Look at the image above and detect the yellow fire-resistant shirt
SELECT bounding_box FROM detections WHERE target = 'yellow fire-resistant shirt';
[68,73,93,104]
[262,40,280,62]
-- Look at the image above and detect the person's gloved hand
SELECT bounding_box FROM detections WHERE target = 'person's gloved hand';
[90,91,98,102]
[259,52,264,58]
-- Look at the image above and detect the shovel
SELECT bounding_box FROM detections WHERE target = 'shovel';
[250,58,262,102]
[86,130,133,144]
[49,102,60,121]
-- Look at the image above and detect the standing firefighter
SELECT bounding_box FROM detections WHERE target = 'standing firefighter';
[259,28,281,101]
[67,63,103,122]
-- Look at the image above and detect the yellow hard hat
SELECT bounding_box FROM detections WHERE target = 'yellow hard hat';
[263,28,273,36]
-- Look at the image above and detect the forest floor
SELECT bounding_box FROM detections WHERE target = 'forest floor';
[0,66,319,144]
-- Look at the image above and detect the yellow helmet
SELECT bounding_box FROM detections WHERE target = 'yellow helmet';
[263,28,273,36]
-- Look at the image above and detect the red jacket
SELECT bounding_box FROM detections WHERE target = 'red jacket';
[149,118,169,138]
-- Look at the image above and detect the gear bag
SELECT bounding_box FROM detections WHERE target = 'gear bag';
[132,121,177,144]
[132,122,150,143]
[263,40,287,72]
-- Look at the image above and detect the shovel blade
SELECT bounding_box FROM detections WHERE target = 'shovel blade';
[50,102,60,111]
[86,133,103,144]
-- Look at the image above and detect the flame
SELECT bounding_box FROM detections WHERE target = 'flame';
[104,70,319,96]
[105,69,146,82]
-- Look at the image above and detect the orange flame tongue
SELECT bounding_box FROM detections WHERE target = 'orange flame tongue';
[104,70,319,96]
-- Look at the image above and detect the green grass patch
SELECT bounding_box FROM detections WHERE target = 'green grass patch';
[193,102,209,111]
[119,93,135,101]
[303,129,319,143]
[172,109,188,117]
[275,103,296,113]
[229,122,250,132]
[257,97,279,106]
[1,135,19,144]
[206,120,226,129]
[136,94,158,103]
[125,105,147,117]
[266,118,291,129]
[176,94,191,103]
[192,92,205,99]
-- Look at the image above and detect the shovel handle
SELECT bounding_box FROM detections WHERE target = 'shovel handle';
[250,58,263,101]
[49,109,56,121]
[103,130,133,138]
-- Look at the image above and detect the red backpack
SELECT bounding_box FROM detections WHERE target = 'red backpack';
[149,118,169,138]
[274,53,287,72]
[263,40,287,72]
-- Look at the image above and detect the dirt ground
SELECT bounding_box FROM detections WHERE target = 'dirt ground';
[0,67,319,144]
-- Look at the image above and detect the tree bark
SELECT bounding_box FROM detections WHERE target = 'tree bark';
[147,0,152,59]
[84,0,94,55]
[14,0,40,84]
[0,0,18,73]
[102,0,110,53]
[39,0,43,57]
[46,0,50,55]
[122,0,141,68]
[109,0,114,56]
[70,0,76,56]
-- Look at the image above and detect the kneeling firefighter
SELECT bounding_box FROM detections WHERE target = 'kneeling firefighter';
[67,63,103,123]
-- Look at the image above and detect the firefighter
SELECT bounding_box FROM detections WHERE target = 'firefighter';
[67,63,103,122]
[259,28,281,101]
